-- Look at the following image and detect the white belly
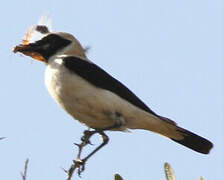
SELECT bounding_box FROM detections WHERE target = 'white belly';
[45,59,128,129]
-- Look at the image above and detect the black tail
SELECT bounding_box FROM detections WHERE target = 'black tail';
[171,127,213,154]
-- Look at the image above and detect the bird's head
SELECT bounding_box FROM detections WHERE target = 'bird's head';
[13,31,86,63]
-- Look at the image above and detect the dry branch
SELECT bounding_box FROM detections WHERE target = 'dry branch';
[21,159,29,180]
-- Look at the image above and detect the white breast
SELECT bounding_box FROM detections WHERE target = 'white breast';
[45,57,126,129]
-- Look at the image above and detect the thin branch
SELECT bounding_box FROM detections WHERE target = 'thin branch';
[64,130,98,179]
[21,159,29,180]
[64,161,80,180]
[64,141,89,179]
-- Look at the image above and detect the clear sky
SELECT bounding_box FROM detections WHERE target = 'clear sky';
[1,0,222,180]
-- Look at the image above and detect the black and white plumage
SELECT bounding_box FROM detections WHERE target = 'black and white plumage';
[14,31,213,155]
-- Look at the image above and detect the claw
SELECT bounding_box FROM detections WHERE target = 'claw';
[81,136,92,145]
[80,130,96,145]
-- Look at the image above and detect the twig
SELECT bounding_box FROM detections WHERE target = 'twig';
[65,162,80,180]
[65,139,90,179]
[21,159,29,180]
[64,130,97,179]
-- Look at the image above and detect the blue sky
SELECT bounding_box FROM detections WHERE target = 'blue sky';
[1,0,222,179]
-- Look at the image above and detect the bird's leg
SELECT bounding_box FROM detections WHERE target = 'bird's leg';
[76,119,123,161]
[74,131,109,175]
[72,130,108,174]
[70,118,123,176]
[67,130,98,178]
[74,130,98,161]
[83,131,109,162]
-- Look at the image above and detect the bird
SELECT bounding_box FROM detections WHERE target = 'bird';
[13,26,213,166]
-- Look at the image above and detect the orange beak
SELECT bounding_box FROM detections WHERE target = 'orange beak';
[13,44,46,62]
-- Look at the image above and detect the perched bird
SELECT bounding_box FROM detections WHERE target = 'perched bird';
[13,26,213,161]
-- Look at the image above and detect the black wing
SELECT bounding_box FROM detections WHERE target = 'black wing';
[63,56,159,117]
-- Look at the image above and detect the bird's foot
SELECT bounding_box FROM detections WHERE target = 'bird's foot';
[81,130,96,145]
